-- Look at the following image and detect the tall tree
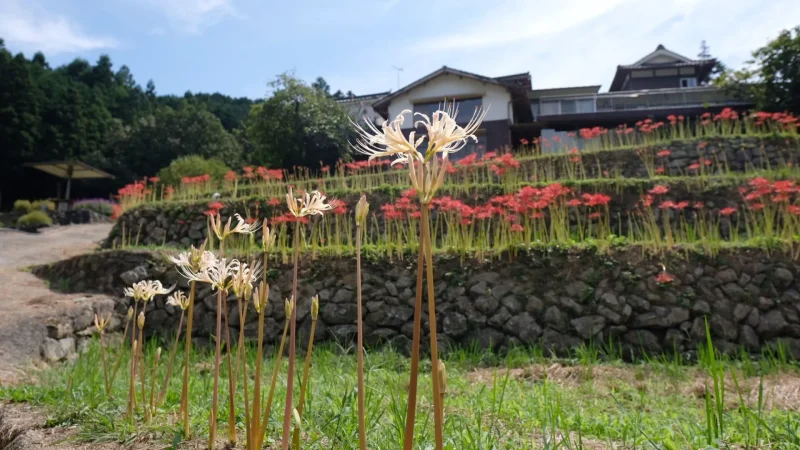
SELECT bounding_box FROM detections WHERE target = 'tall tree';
[246,73,353,169]
[716,26,800,113]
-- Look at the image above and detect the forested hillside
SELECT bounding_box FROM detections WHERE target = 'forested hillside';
[0,39,354,208]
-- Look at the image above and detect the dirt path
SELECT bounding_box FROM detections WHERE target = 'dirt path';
[0,224,112,384]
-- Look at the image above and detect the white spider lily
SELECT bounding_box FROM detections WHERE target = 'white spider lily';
[209,213,261,241]
[170,241,214,272]
[286,187,335,218]
[231,260,262,300]
[94,313,112,332]
[351,110,423,165]
[177,255,239,293]
[124,280,175,302]
[166,291,190,310]
[414,101,487,158]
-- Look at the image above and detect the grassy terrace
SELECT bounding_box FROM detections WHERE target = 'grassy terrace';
[3,338,799,449]
[6,115,800,450]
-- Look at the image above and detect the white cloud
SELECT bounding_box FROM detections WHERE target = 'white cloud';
[380,0,800,93]
[0,0,117,54]
[136,0,240,34]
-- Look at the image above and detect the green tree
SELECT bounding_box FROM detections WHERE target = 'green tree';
[117,103,242,179]
[716,26,800,113]
[246,74,353,169]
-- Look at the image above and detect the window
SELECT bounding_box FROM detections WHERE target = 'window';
[413,97,482,122]
[561,100,577,114]
[576,98,595,113]
[680,77,697,88]
[540,100,560,115]
[530,102,540,118]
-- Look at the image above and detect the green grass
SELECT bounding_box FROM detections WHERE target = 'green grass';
[3,338,800,449]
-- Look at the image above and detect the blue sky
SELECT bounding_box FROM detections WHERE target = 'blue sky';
[2,0,799,99]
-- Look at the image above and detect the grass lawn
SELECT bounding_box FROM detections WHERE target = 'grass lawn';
[2,338,800,449]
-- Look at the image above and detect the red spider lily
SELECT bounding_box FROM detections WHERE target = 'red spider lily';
[789,205,800,216]
[697,141,708,149]
[659,200,676,209]
[750,203,766,210]
[245,217,256,224]
[552,135,561,143]
[149,176,160,183]
[164,186,174,200]
[567,132,576,138]
[666,114,677,123]
[570,156,580,163]
[410,211,421,219]
[567,198,582,207]
[579,126,607,140]
[674,201,689,210]
[720,207,738,216]
[532,211,545,219]
[203,209,217,216]
[655,271,675,284]
[224,171,237,182]
[688,163,700,171]
[111,204,122,220]
[678,115,684,121]
[587,212,601,220]
[581,193,611,207]
[568,148,579,155]
[333,204,348,215]
[657,149,671,158]
[267,198,282,207]
[482,151,497,161]
[457,153,479,167]
[694,202,704,209]
[649,185,670,195]
[460,218,472,226]
[642,195,654,207]
[208,201,224,211]
[520,138,529,145]
[656,167,665,174]
[603,170,609,177]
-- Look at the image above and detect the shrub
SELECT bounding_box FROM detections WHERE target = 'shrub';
[156,155,231,187]
[73,199,116,216]
[13,200,31,213]
[17,211,53,227]
[31,199,56,212]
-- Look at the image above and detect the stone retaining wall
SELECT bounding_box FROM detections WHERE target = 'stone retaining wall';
[106,136,800,250]
[33,248,800,358]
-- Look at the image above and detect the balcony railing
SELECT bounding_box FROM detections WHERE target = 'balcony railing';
[530,86,749,120]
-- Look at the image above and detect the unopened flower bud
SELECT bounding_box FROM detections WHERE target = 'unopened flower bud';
[438,360,447,395]
[137,311,145,330]
[355,194,369,227]
[155,347,162,361]
[293,408,302,428]
[311,295,319,320]
[285,297,294,319]
[127,307,134,320]
[132,340,138,353]
[262,220,276,252]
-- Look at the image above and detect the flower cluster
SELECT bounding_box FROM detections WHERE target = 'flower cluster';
[182,174,212,185]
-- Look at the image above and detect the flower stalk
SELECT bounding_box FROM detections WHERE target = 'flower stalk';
[355,194,369,450]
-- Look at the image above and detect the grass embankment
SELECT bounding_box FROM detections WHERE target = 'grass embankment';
[3,339,799,449]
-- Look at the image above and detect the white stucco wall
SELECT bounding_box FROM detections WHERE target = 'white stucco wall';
[386,73,511,127]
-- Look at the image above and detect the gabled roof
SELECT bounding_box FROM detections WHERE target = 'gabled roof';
[372,66,508,111]
[630,44,693,67]
[609,44,716,91]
